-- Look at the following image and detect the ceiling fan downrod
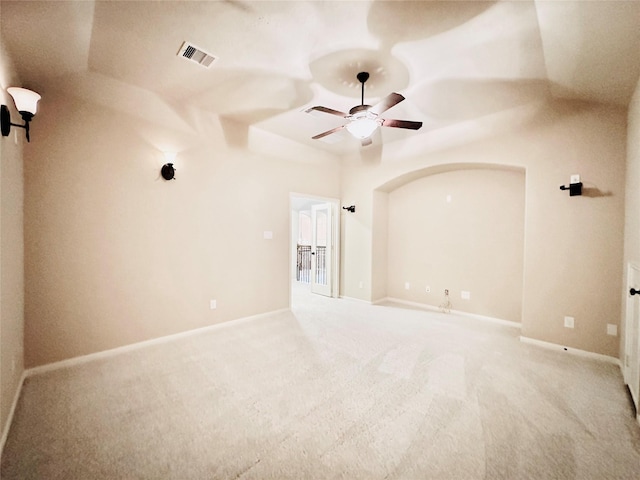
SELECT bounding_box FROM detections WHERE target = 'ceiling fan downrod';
[357,71,369,106]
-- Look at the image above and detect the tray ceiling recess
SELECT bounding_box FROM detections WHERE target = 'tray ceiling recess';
[309,49,409,98]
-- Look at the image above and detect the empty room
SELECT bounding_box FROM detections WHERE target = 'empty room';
[1,1,640,478]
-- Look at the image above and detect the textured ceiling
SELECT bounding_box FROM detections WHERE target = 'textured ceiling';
[2,0,639,158]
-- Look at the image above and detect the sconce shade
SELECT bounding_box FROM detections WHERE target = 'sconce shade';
[2,87,41,142]
[7,87,41,116]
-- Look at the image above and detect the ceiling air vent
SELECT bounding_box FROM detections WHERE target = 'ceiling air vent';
[177,41,217,68]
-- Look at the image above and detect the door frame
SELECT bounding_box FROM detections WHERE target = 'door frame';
[624,261,640,421]
[289,193,340,303]
[310,203,333,297]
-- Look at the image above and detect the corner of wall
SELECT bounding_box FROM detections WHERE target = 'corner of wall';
[0,38,26,452]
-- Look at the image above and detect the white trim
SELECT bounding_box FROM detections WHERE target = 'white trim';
[289,193,341,301]
[26,308,290,378]
[339,295,373,304]
[381,297,522,329]
[0,370,27,456]
[519,336,621,365]
[376,297,438,310]
[623,262,640,411]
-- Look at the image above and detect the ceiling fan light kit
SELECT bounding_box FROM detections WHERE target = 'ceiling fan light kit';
[345,113,380,139]
[306,71,422,146]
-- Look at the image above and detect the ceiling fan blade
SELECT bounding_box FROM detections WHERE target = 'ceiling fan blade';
[305,106,348,118]
[312,124,345,140]
[368,92,405,115]
[382,118,423,130]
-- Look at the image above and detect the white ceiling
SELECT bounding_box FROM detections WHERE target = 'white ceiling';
[2,0,639,158]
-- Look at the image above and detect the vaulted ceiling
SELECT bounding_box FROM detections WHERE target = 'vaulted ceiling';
[2,0,639,157]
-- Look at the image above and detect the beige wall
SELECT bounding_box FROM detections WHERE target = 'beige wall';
[339,179,373,300]
[341,100,626,357]
[0,42,25,441]
[371,190,388,302]
[23,92,340,367]
[386,168,525,322]
[17,92,629,367]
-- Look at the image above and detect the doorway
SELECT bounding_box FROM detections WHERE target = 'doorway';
[290,194,340,305]
[624,262,640,421]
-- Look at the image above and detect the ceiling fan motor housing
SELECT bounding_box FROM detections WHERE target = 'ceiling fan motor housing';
[349,104,372,115]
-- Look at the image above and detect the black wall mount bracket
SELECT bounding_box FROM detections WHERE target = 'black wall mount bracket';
[560,182,582,196]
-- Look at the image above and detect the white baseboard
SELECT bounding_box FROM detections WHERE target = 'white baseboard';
[376,297,439,310]
[26,308,291,378]
[339,295,373,304]
[0,370,27,456]
[381,297,521,329]
[519,336,621,365]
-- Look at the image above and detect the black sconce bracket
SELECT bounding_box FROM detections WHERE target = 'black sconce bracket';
[560,182,582,196]
[161,163,176,180]
[1,105,33,142]
[342,205,356,213]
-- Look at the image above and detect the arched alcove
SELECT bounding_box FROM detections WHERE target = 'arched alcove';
[373,164,526,322]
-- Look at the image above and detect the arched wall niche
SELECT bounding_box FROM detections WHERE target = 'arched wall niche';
[371,163,526,322]
[376,162,525,193]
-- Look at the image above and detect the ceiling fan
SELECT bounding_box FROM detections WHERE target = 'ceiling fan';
[306,71,422,146]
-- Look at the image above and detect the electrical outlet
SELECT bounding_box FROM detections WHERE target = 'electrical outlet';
[358,281,363,289]
[210,299,217,310]
[444,289,449,296]
[405,282,410,290]
[564,316,574,328]
[570,174,581,184]
[461,290,471,300]
[607,324,617,336]
[425,286,431,293]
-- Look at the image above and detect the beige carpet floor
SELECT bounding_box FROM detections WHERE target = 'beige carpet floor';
[2,283,640,479]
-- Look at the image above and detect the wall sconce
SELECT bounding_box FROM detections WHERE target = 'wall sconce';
[161,152,176,180]
[1,87,41,142]
[343,205,356,213]
[560,174,582,196]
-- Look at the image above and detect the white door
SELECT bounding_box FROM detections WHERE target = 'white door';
[624,262,640,417]
[311,203,332,296]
